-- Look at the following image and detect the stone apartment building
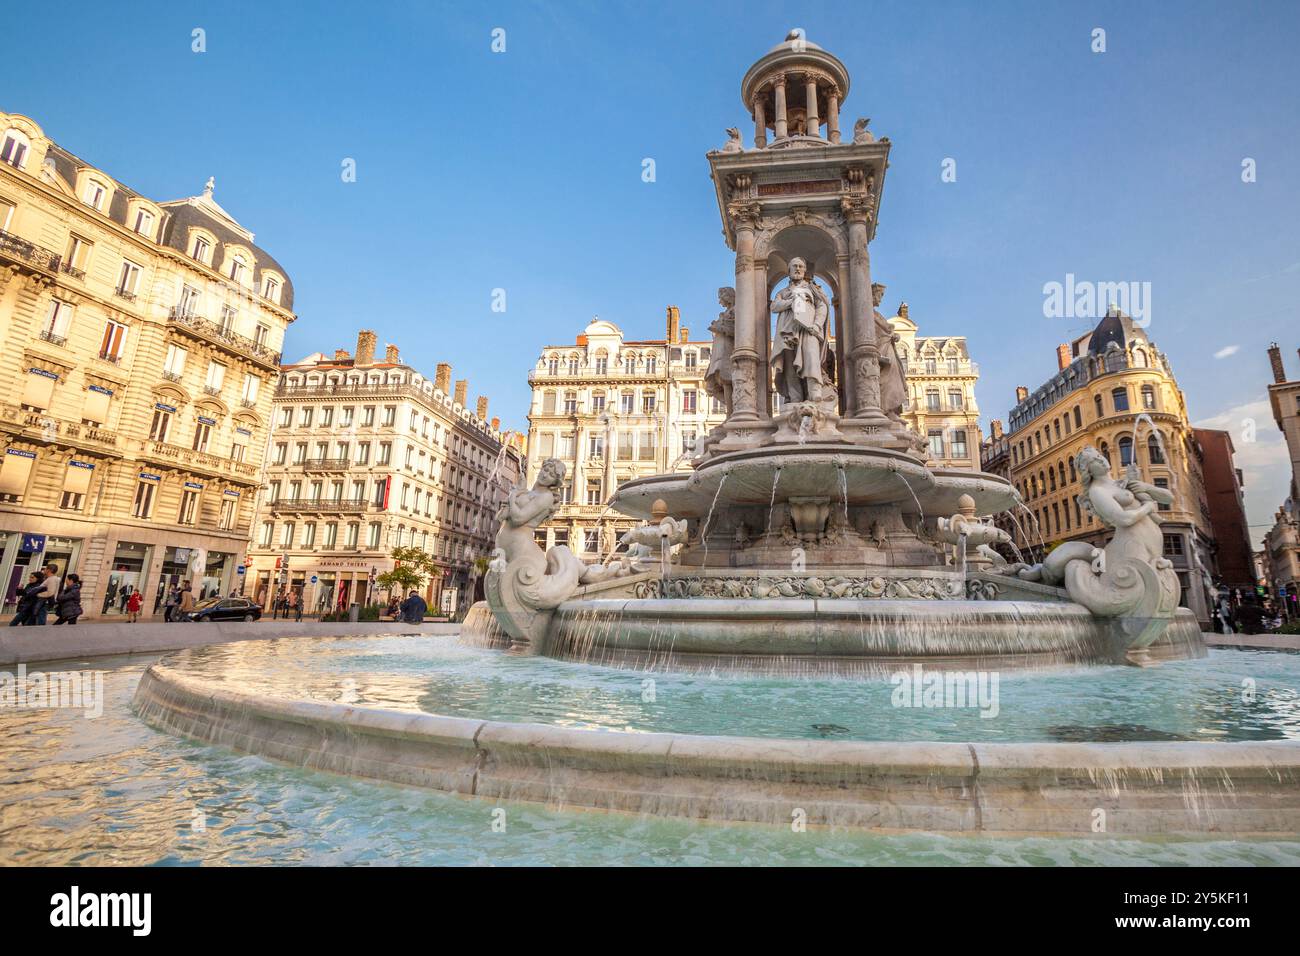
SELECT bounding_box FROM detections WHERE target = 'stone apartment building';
[0,112,293,618]
[245,331,525,617]
[981,309,1217,623]
[526,309,727,558]
[888,302,983,470]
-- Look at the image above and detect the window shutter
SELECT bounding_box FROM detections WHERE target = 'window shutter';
[20,369,58,410]
[83,386,112,424]
[0,448,37,497]
[63,460,94,495]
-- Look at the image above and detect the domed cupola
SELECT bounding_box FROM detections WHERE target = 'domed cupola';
[740,30,852,148]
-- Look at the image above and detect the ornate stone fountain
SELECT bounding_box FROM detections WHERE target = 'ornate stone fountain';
[480,32,1203,674]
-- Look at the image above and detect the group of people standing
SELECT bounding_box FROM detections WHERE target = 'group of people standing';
[8,563,83,626]
[269,589,303,620]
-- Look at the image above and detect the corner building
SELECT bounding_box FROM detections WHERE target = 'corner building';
[0,113,293,618]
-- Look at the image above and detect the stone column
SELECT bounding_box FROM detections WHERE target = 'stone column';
[835,256,852,415]
[753,256,771,417]
[827,88,841,144]
[843,196,881,419]
[773,76,788,139]
[753,93,767,148]
[726,203,762,426]
[805,76,820,136]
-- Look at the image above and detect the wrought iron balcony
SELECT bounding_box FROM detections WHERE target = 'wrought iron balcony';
[168,307,282,367]
[162,370,183,383]
[97,350,123,365]
[203,385,223,397]
[59,261,85,280]
[271,497,368,513]
[0,228,63,275]
[38,329,67,347]
[114,288,137,302]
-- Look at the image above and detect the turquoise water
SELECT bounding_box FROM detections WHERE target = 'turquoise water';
[1,637,1298,865]
[160,635,1300,743]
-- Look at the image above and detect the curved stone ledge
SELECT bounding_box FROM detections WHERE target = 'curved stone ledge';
[133,661,1300,836]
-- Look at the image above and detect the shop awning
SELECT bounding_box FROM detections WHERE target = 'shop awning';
[0,448,37,497]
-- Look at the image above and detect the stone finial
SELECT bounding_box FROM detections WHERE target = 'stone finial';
[957,494,976,518]
[204,176,215,196]
[651,499,669,522]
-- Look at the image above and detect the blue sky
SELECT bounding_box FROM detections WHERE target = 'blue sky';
[6,0,1299,536]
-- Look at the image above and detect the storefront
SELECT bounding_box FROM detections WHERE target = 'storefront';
[100,541,152,616]
[200,551,235,600]
[1,531,83,615]
[153,546,192,615]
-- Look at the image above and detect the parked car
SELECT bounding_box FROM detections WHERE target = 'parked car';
[182,596,262,623]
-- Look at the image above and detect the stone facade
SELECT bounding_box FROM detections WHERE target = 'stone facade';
[0,112,293,619]
[981,309,1216,624]
[888,303,983,469]
[525,311,726,559]
[1263,343,1300,617]
[1193,427,1255,597]
[245,333,525,617]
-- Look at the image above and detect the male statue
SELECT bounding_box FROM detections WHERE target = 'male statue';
[770,257,831,405]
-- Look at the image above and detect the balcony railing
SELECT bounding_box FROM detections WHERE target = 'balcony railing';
[38,329,67,347]
[0,228,62,275]
[136,438,260,482]
[59,261,85,280]
[271,497,369,513]
[162,370,183,383]
[300,457,351,471]
[203,385,223,396]
[97,350,122,365]
[168,307,281,367]
[0,402,120,453]
[114,288,137,302]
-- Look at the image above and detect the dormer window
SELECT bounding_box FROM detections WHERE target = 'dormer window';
[132,209,154,237]
[262,275,280,304]
[229,254,248,284]
[83,180,107,211]
[0,129,30,169]
[191,235,211,264]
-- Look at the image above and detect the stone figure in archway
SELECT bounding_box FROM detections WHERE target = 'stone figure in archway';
[770,257,831,404]
[704,287,735,414]
[872,283,907,421]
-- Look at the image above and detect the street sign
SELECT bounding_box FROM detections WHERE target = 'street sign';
[310,575,318,584]
[236,565,246,575]
[21,533,46,553]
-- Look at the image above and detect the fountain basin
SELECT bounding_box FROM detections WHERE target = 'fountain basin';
[131,639,1300,836]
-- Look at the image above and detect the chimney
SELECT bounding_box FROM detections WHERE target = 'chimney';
[666,305,681,343]
[491,416,500,431]
[1267,343,1286,383]
[476,396,488,420]
[385,343,399,364]
[435,363,452,393]
[1015,386,1029,403]
[355,330,376,366]
[680,327,689,342]
[454,379,467,406]
[1056,344,1071,371]
[991,419,1004,439]
[333,348,350,362]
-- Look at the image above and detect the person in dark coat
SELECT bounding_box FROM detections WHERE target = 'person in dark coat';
[53,573,84,625]
[399,590,427,625]
[8,573,43,627]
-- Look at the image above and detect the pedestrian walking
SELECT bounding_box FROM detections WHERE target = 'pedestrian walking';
[126,588,143,623]
[8,573,43,627]
[178,580,195,621]
[53,574,84,625]
[32,563,61,626]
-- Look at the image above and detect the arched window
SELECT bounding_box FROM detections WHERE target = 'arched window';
[624,353,636,374]
[567,355,579,375]
[1141,385,1156,410]
[1058,461,1066,487]
[546,355,559,375]
[1133,348,1148,368]
[1112,387,1129,412]
[229,254,248,285]
[1148,434,1165,465]
[1073,406,1082,428]
[1048,467,1056,492]
[1100,442,1111,465]
[1119,436,1134,466]
[1068,457,1077,483]
[645,355,658,374]
[1094,395,1103,419]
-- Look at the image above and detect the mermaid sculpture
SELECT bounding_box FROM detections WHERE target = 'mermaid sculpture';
[484,459,589,652]
[994,446,1180,663]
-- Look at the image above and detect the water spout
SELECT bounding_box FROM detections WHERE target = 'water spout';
[765,467,783,538]
[699,473,729,568]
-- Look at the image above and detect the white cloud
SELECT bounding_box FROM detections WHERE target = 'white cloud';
[1213,345,1240,359]
[1194,397,1291,543]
